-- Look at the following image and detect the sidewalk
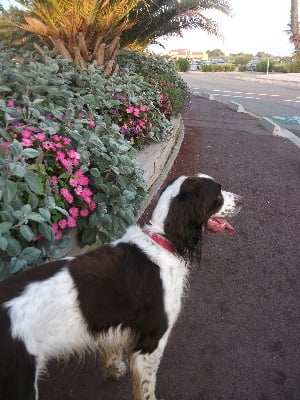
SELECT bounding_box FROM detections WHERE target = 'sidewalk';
[40,95,300,400]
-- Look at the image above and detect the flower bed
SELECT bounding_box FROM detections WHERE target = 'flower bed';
[0,46,189,279]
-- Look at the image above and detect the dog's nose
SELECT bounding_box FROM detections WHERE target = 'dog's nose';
[234,195,243,208]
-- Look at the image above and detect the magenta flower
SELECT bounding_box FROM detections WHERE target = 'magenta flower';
[60,188,73,204]
[58,219,68,229]
[80,209,89,217]
[69,207,79,218]
[7,99,14,107]
[67,216,76,228]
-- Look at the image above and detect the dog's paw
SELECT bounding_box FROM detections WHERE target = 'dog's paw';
[104,358,128,380]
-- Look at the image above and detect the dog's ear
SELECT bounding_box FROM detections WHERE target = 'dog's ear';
[164,177,221,256]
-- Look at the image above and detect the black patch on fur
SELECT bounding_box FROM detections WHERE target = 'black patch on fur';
[163,177,223,257]
[0,308,36,400]
[69,243,168,354]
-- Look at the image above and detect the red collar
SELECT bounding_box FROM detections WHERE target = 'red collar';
[147,232,176,253]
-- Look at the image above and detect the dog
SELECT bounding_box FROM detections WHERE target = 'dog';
[0,173,243,400]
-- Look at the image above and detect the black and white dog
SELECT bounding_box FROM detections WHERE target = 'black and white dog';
[0,173,242,400]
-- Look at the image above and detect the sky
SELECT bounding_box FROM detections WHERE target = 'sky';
[1,0,296,57]
[150,0,295,57]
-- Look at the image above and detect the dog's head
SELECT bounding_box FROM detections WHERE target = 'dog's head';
[150,174,243,257]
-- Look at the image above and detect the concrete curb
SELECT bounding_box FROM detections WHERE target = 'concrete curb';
[137,115,185,216]
[228,101,245,112]
[193,90,300,150]
[259,117,282,135]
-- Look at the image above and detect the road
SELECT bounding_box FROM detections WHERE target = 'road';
[180,72,300,136]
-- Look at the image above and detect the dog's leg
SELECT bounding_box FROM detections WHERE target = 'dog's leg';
[130,333,169,400]
[99,326,136,380]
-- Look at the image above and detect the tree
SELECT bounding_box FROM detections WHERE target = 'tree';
[290,0,300,63]
[207,48,225,59]
[0,0,231,70]
[0,0,142,74]
[122,0,231,50]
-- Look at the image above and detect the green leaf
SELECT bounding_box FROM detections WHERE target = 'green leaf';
[21,247,42,263]
[38,208,51,221]
[27,212,45,223]
[0,211,13,222]
[0,236,8,250]
[56,235,71,249]
[28,193,39,209]
[24,170,43,195]
[3,180,17,202]
[0,221,13,234]
[21,148,40,159]
[20,225,35,242]
[8,163,27,177]
[6,237,22,256]
[10,257,27,273]
[8,140,23,156]
[38,222,54,241]
[90,168,101,177]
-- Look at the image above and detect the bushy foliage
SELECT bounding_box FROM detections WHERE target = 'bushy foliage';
[116,50,190,118]
[201,63,235,72]
[255,60,275,72]
[0,47,157,277]
[175,58,190,72]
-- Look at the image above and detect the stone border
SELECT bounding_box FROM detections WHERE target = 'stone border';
[136,115,184,215]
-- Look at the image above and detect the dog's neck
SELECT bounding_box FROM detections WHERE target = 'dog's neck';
[147,231,176,254]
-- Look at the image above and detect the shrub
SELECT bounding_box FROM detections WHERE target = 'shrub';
[201,63,235,72]
[116,50,190,117]
[0,47,148,277]
[256,60,275,72]
[175,57,190,72]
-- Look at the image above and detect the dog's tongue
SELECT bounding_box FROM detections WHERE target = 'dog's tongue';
[206,217,235,234]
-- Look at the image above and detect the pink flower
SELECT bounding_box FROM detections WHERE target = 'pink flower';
[126,105,134,114]
[78,175,89,186]
[75,170,84,177]
[21,129,31,138]
[88,201,96,211]
[60,188,73,204]
[80,209,89,217]
[34,132,45,141]
[69,207,79,218]
[7,100,14,107]
[140,105,148,111]
[52,134,61,142]
[67,216,76,228]
[69,177,78,187]
[21,138,33,147]
[67,149,80,160]
[58,219,68,229]
[133,108,140,117]
[75,185,83,195]
[50,176,58,185]
[55,230,62,240]
[88,120,95,128]
[62,137,71,145]
[80,188,93,202]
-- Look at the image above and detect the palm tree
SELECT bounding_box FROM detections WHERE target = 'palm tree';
[1,0,231,71]
[1,0,142,74]
[290,0,300,63]
[121,0,231,50]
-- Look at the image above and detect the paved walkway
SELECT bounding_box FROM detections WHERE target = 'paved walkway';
[40,95,300,400]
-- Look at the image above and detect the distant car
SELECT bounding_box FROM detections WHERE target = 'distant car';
[211,58,226,64]
[246,60,260,71]
[190,60,201,71]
